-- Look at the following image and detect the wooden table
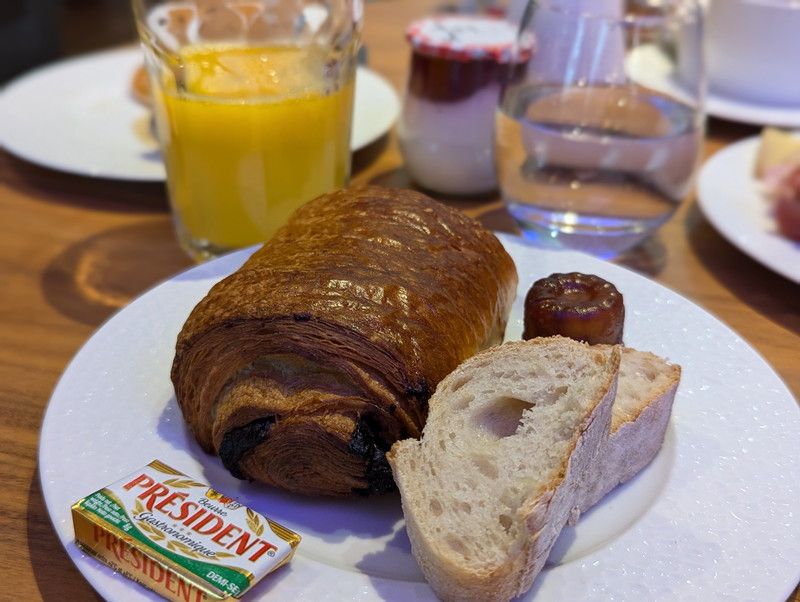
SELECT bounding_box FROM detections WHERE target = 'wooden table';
[2,1,797,600]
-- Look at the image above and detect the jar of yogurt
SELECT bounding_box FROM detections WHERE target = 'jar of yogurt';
[398,15,534,195]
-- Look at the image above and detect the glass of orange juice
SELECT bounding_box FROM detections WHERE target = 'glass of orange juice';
[132,0,362,260]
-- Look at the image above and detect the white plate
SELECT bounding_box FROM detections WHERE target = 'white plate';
[39,235,800,601]
[697,136,800,283]
[628,45,800,128]
[351,67,400,151]
[0,47,400,181]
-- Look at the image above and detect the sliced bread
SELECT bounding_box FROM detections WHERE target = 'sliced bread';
[387,337,621,602]
[574,345,681,517]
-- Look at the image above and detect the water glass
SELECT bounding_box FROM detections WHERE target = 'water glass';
[495,0,705,258]
[132,0,362,261]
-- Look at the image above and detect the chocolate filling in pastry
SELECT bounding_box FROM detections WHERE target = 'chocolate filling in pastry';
[218,417,275,480]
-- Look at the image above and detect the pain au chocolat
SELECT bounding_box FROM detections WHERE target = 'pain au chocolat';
[171,186,518,496]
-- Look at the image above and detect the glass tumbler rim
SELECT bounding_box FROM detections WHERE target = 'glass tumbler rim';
[523,0,704,27]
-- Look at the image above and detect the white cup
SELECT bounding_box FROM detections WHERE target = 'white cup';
[706,0,800,106]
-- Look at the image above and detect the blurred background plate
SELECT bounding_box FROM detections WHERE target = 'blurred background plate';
[0,46,400,181]
[698,136,800,284]
[351,64,400,151]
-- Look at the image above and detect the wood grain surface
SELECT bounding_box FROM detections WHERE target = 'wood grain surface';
[1,1,797,600]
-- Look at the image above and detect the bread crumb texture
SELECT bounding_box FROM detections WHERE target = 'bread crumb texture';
[391,337,615,568]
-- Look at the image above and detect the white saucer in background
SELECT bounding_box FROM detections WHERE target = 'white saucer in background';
[0,47,400,181]
[706,90,800,130]
[628,45,800,128]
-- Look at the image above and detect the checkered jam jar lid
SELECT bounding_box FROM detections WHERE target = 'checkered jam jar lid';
[406,15,535,64]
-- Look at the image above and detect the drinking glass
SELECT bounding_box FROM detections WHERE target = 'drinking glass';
[132,0,362,261]
[495,0,704,258]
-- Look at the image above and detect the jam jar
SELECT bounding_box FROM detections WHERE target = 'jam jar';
[398,15,533,195]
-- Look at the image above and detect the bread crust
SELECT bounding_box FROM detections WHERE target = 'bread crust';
[575,352,681,516]
[389,340,622,601]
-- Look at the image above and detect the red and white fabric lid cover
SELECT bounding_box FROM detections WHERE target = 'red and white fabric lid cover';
[406,15,535,63]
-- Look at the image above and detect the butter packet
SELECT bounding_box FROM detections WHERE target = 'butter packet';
[72,460,300,601]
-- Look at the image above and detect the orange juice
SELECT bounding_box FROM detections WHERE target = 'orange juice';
[152,45,354,257]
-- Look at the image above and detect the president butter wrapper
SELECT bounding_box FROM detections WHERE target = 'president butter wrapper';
[72,460,300,601]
